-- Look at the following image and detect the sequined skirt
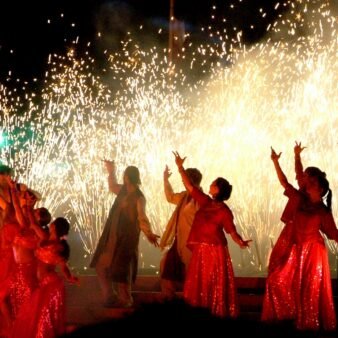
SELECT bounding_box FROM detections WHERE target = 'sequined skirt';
[183,243,239,318]
[262,241,336,331]
[11,272,65,338]
[9,261,38,318]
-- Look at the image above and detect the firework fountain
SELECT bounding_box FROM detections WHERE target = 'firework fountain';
[0,0,337,276]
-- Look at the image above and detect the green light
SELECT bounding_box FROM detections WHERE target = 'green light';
[0,131,5,147]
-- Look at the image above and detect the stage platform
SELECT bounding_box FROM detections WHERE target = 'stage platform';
[65,275,338,331]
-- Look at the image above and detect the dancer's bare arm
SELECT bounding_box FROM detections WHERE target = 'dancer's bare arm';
[271,147,289,189]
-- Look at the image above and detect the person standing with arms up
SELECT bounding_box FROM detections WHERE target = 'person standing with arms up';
[172,151,251,318]
[90,160,159,308]
[159,165,202,300]
[262,146,338,331]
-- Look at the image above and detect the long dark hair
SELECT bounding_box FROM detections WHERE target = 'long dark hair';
[305,166,326,178]
[316,174,332,211]
[124,166,141,185]
[307,167,332,211]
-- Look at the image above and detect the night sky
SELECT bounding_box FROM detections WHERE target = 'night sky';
[0,0,291,83]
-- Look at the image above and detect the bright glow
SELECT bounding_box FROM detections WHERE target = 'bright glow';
[0,0,337,276]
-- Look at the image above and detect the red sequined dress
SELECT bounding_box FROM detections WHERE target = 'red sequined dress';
[0,222,19,283]
[8,229,39,318]
[11,242,66,338]
[262,184,338,331]
[183,187,239,318]
[0,213,20,335]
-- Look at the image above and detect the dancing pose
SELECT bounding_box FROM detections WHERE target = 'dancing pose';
[6,180,45,319]
[173,151,251,317]
[11,230,72,338]
[160,165,202,299]
[262,146,338,331]
[90,160,159,308]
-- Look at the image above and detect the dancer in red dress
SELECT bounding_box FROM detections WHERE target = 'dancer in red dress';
[173,151,251,318]
[11,218,75,338]
[8,180,46,319]
[0,169,21,335]
[262,146,338,331]
[0,166,18,285]
[0,180,52,338]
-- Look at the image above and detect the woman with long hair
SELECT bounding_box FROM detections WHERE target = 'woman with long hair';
[262,146,338,331]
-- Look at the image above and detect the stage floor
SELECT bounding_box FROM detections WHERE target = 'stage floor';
[65,275,338,331]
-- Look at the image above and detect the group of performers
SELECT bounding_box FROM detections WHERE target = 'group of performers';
[92,141,338,332]
[1,139,337,337]
[0,167,78,338]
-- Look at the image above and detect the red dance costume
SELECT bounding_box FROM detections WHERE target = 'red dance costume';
[9,261,37,318]
[183,187,239,318]
[11,242,66,338]
[8,230,39,318]
[0,222,19,283]
[262,185,338,331]
[0,221,20,335]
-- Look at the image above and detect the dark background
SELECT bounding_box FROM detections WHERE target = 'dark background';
[0,0,288,83]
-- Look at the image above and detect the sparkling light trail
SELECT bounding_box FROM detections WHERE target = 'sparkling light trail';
[0,0,337,275]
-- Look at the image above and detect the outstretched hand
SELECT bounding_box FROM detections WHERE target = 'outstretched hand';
[102,159,115,173]
[270,147,281,161]
[240,239,252,249]
[68,275,81,286]
[147,233,160,247]
[294,141,306,156]
[163,165,172,180]
[172,151,186,168]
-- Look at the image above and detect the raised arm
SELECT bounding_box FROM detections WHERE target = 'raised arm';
[271,147,289,189]
[137,196,160,247]
[104,160,122,195]
[172,151,193,193]
[8,179,29,228]
[28,208,49,241]
[294,141,306,189]
[163,165,184,204]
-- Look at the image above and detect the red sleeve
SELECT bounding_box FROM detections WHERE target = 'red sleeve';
[281,184,301,224]
[321,212,338,242]
[191,186,210,207]
[296,173,306,190]
[222,207,236,234]
[283,183,299,199]
[3,223,19,242]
